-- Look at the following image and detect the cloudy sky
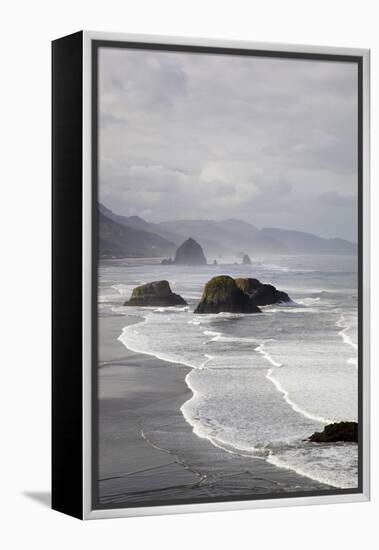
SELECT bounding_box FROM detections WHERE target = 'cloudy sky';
[99,47,358,241]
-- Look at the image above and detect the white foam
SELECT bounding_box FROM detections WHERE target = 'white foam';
[112,255,358,490]
[336,314,358,371]
[255,343,282,368]
[255,343,333,424]
[267,446,358,489]
[118,316,197,369]
[203,330,255,344]
[337,314,358,351]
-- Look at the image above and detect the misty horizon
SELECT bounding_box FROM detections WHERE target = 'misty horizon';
[99,48,358,242]
[100,201,357,244]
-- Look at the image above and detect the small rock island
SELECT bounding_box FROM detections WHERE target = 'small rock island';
[195,276,291,314]
[161,238,207,265]
[235,278,291,306]
[194,276,261,314]
[124,280,187,307]
[309,421,358,443]
[242,254,252,265]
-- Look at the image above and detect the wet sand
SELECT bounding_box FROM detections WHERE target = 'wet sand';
[97,313,332,507]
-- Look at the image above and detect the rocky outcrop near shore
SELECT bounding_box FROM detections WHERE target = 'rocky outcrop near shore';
[309,422,358,443]
[235,278,291,306]
[194,276,261,314]
[124,281,187,307]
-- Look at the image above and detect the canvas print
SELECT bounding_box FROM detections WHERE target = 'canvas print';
[95,45,360,508]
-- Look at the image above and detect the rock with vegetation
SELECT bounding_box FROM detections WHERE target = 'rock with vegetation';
[124,280,187,307]
[235,278,290,306]
[309,422,358,443]
[242,254,252,265]
[194,275,261,314]
[173,238,207,265]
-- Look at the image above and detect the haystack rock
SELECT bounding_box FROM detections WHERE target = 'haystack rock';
[194,275,261,314]
[235,278,291,306]
[173,238,207,265]
[242,254,252,265]
[124,280,187,307]
[309,422,358,443]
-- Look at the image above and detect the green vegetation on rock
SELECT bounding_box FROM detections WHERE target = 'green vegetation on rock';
[125,280,187,307]
[194,275,261,314]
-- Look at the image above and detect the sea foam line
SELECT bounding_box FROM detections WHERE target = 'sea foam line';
[266,453,349,489]
[118,311,340,487]
[336,314,358,351]
[203,330,256,344]
[118,315,197,369]
[336,314,358,369]
[255,343,332,424]
[180,372,264,458]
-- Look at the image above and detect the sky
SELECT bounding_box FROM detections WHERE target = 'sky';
[99,46,358,241]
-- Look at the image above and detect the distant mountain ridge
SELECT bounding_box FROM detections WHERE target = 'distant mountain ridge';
[261,227,357,255]
[99,203,357,258]
[99,209,176,258]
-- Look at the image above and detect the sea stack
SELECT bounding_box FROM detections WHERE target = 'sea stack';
[235,278,291,306]
[242,254,252,265]
[124,280,187,307]
[173,238,207,265]
[309,422,358,443]
[194,275,261,314]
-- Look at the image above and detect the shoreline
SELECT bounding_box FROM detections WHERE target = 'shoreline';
[98,310,334,506]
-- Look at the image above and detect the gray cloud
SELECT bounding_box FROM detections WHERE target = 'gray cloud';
[99,47,358,241]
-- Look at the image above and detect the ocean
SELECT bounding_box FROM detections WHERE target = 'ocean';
[98,254,358,490]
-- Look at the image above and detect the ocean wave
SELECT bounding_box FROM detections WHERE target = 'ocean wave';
[264,307,319,314]
[336,314,358,351]
[267,443,358,489]
[118,321,197,369]
[153,306,189,313]
[116,286,358,489]
[203,330,256,345]
[255,343,333,424]
[297,297,321,306]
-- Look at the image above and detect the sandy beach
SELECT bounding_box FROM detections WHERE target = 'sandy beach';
[97,312,333,507]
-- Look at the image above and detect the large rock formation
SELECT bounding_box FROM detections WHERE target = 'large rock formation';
[194,276,261,314]
[124,281,187,307]
[242,254,252,265]
[235,278,290,306]
[173,238,207,265]
[309,422,358,443]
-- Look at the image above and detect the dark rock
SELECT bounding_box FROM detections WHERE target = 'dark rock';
[124,280,187,307]
[173,238,207,265]
[161,258,173,265]
[194,275,261,314]
[235,278,291,306]
[242,254,252,265]
[213,259,218,265]
[309,422,358,443]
